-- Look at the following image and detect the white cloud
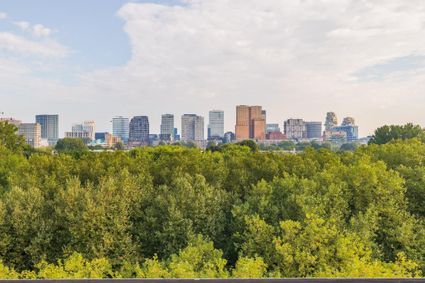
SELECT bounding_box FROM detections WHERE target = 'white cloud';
[0,12,7,19]
[0,32,69,57]
[32,24,52,37]
[15,21,31,31]
[74,0,425,135]
[15,21,53,37]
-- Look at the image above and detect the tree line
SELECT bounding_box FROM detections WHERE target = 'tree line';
[0,121,424,278]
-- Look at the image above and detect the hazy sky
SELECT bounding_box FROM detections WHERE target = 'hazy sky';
[1,0,425,137]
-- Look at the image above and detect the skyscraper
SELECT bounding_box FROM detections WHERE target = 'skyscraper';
[325,112,338,131]
[181,114,204,141]
[235,105,265,141]
[284,119,306,140]
[112,116,129,144]
[208,110,224,139]
[35,114,59,146]
[129,116,150,146]
[160,114,174,141]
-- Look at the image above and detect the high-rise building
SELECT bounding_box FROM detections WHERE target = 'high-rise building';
[18,123,41,148]
[284,119,306,140]
[129,116,150,146]
[305,122,322,139]
[112,116,129,144]
[35,114,59,146]
[181,114,204,141]
[235,105,265,141]
[208,110,224,139]
[325,112,338,131]
[160,114,174,141]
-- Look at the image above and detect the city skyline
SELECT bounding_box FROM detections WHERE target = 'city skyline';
[1,1,425,136]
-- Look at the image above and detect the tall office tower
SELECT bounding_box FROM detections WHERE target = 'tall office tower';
[35,114,59,146]
[284,119,307,140]
[112,116,129,144]
[342,117,355,126]
[160,114,174,141]
[18,123,41,148]
[235,105,250,140]
[208,110,224,139]
[235,105,266,141]
[181,114,204,141]
[129,116,150,146]
[305,121,322,139]
[325,112,338,131]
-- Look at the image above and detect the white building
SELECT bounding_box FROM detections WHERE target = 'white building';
[67,120,96,141]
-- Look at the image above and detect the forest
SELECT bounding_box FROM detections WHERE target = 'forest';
[0,121,424,278]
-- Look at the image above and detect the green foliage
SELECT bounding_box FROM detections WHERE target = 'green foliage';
[369,123,425,145]
[0,128,424,278]
[55,138,88,154]
[0,121,27,153]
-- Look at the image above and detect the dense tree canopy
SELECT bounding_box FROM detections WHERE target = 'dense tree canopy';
[369,123,425,145]
[0,125,425,278]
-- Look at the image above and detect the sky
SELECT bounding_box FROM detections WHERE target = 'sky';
[1,0,425,137]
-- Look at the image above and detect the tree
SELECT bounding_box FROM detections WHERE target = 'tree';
[369,123,425,145]
[236,140,258,152]
[340,142,359,151]
[278,140,295,151]
[0,121,27,153]
[114,141,125,150]
[55,138,88,154]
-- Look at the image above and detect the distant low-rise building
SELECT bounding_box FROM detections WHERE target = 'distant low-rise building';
[284,119,306,140]
[305,121,322,139]
[18,123,41,148]
[93,132,122,148]
[223,131,235,143]
[332,125,359,142]
[67,120,96,142]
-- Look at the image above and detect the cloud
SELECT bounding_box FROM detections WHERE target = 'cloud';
[74,0,425,135]
[15,21,53,37]
[0,12,7,19]
[3,0,425,136]
[0,32,69,57]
